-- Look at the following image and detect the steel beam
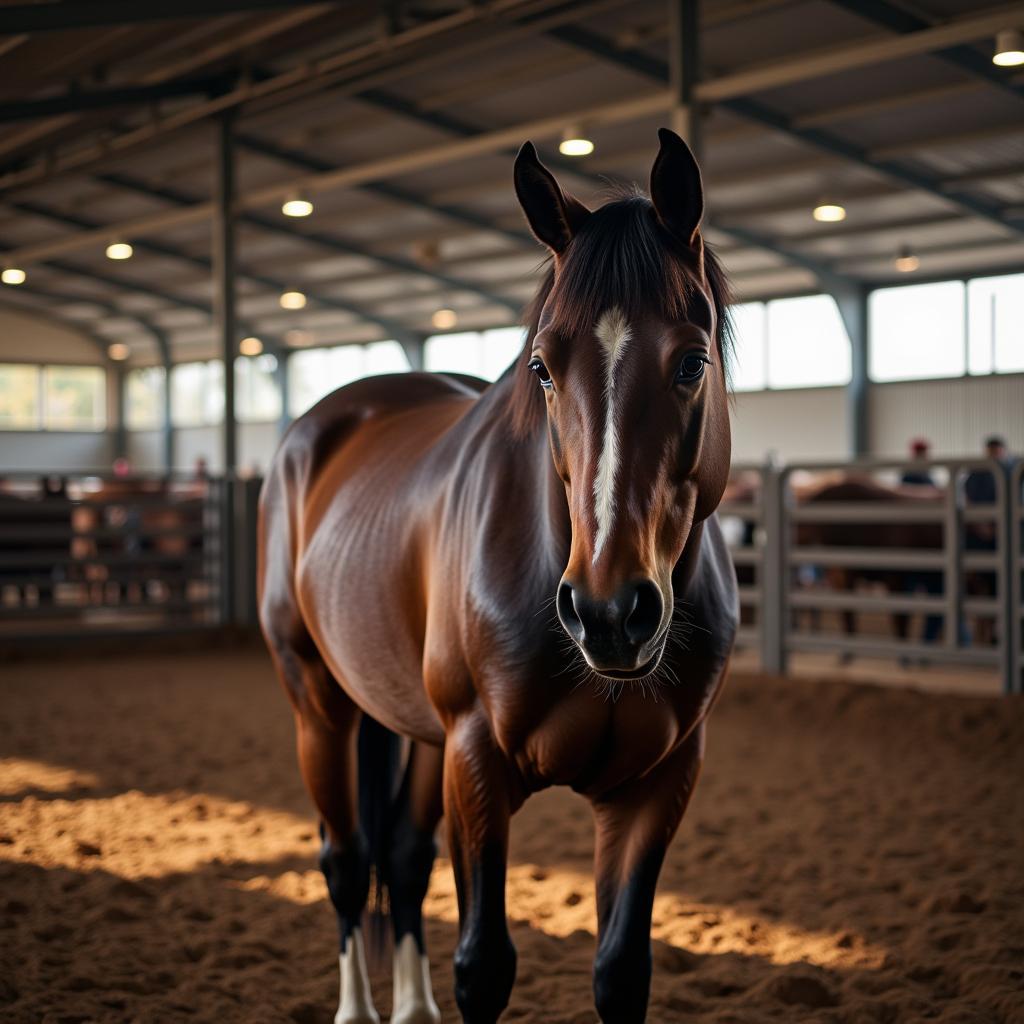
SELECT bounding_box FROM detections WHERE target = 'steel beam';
[358,88,853,287]
[0,0,337,34]
[667,0,701,152]
[548,25,1024,238]
[0,76,231,122]
[12,189,419,342]
[99,171,519,312]
[89,174,479,338]
[235,132,536,249]
[827,0,1024,105]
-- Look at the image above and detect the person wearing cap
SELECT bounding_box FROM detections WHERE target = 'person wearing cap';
[901,438,936,487]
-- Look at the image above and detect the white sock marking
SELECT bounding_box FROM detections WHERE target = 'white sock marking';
[335,927,379,1024]
[391,932,441,1024]
[592,308,630,563]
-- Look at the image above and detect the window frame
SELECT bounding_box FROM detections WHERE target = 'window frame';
[0,359,108,432]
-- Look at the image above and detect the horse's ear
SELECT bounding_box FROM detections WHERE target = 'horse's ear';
[650,127,704,249]
[514,141,590,256]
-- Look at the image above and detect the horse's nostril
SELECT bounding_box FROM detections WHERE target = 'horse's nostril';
[624,580,663,645]
[557,581,582,639]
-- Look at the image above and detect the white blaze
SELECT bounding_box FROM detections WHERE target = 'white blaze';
[592,308,630,563]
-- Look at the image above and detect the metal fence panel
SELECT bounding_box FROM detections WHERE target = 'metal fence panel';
[0,472,227,641]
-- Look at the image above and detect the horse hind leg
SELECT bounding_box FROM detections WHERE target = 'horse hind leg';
[266,635,380,1024]
[387,741,444,1024]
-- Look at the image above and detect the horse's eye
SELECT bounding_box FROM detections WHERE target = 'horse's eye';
[676,353,708,384]
[528,357,553,389]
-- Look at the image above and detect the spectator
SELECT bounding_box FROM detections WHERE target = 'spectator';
[964,435,1013,506]
[900,438,936,487]
[963,436,1013,646]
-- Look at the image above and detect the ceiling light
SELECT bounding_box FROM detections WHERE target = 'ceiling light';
[431,307,458,330]
[812,202,846,223]
[239,336,263,356]
[107,342,129,361]
[280,289,307,310]
[106,241,133,260]
[559,124,594,157]
[282,194,314,218]
[993,29,1024,66]
[1,267,26,285]
[894,246,920,273]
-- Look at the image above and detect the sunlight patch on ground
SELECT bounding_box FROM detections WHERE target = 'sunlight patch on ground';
[0,769,884,976]
[0,756,100,795]
[0,786,318,879]
[424,859,885,971]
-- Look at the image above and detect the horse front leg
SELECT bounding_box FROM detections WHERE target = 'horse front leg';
[444,712,521,1024]
[590,725,705,1024]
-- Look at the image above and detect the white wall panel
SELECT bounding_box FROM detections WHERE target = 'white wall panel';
[730,387,848,463]
[126,430,163,472]
[0,431,113,472]
[869,374,1024,458]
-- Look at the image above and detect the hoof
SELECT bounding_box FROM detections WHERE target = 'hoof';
[335,1014,380,1024]
[391,1005,441,1024]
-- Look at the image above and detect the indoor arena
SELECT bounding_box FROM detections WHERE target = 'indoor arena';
[1,3,1022,1023]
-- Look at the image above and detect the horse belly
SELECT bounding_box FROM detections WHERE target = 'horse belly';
[297,496,444,746]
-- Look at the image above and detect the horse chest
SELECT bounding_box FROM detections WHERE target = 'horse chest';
[510,692,685,794]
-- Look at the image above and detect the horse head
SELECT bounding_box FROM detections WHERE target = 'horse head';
[514,128,732,679]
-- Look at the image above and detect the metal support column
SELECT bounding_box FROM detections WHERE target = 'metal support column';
[162,356,174,472]
[215,113,238,476]
[668,0,701,154]
[399,332,427,372]
[213,113,238,623]
[832,283,870,458]
[112,363,128,462]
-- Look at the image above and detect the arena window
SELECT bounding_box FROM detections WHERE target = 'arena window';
[170,360,225,427]
[727,303,768,392]
[287,341,410,418]
[424,327,526,381]
[43,365,107,431]
[125,366,165,430]
[236,354,282,423]
[0,363,107,431]
[869,280,967,382]
[728,294,850,391]
[966,273,1024,376]
[0,363,42,429]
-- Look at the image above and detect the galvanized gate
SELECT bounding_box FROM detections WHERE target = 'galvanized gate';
[719,458,1020,694]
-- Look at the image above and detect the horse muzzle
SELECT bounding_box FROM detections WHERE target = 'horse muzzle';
[556,577,666,676]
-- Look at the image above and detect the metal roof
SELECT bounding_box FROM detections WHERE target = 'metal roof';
[0,0,1022,364]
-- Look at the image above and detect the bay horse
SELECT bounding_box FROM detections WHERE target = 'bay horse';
[257,128,737,1024]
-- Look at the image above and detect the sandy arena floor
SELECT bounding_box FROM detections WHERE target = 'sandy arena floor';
[1,646,1022,1024]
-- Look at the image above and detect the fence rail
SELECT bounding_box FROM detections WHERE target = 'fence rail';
[720,457,1020,694]
[0,472,243,640]
[0,462,1020,694]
